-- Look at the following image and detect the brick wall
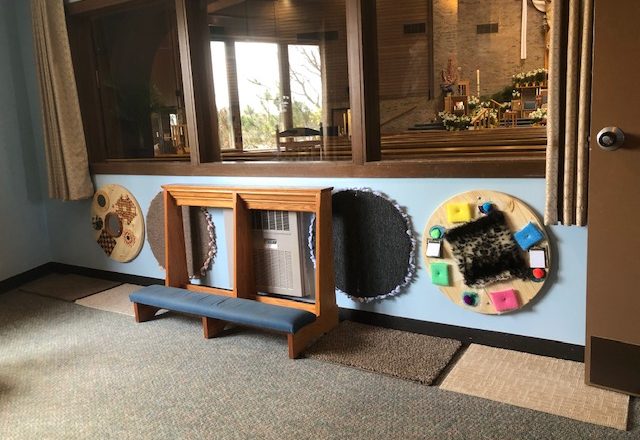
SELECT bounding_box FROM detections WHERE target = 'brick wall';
[379,0,547,131]
[433,0,546,98]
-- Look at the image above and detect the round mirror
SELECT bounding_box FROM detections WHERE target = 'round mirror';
[105,212,123,238]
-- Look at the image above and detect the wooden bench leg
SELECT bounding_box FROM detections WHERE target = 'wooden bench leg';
[288,334,305,359]
[202,317,227,339]
[287,312,339,359]
[133,303,160,322]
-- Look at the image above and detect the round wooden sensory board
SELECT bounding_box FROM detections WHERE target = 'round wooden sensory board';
[91,184,145,263]
[422,190,551,315]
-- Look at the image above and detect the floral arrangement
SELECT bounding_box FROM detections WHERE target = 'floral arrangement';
[438,111,472,131]
[512,68,548,87]
[468,95,480,110]
[484,108,500,127]
[512,90,521,99]
[530,107,548,124]
[439,104,501,130]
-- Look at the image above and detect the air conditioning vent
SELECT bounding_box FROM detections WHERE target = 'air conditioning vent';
[252,210,290,232]
[251,210,305,297]
[254,248,294,290]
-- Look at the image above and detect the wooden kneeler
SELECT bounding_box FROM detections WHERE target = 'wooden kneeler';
[135,302,227,339]
[161,185,338,358]
[201,316,329,358]
[133,303,160,323]
[201,317,226,339]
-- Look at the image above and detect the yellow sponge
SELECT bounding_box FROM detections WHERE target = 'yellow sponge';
[446,202,472,223]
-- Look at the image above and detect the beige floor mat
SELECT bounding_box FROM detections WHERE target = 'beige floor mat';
[75,283,144,317]
[440,344,630,430]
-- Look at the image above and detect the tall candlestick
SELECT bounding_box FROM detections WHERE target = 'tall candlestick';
[476,69,480,97]
[521,0,528,60]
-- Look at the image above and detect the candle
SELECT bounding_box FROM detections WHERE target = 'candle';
[521,0,528,60]
[343,113,347,136]
[476,69,480,97]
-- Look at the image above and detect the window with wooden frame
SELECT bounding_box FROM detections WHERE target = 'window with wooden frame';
[207,0,352,162]
[68,0,189,161]
[66,0,548,177]
[372,0,549,161]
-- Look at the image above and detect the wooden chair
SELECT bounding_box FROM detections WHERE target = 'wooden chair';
[536,89,548,109]
[503,110,518,127]
[276,127,322,156]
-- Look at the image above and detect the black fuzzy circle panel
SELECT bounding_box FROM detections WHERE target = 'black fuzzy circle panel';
[330,189,415,301]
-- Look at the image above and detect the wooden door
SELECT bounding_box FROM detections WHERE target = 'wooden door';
[585,0,640,396]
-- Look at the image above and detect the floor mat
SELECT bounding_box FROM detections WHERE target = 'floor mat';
[304,320,461,385]
[19,273,121,302]
[75,283,144,317]
[439,344,630,430]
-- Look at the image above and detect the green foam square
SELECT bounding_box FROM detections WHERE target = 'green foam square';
[430,263,450,286]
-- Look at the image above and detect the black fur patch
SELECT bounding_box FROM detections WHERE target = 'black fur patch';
[445,210,529,287]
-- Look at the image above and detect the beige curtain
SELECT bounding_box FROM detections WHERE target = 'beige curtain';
[31,0,94,201]
[545,0,594,226]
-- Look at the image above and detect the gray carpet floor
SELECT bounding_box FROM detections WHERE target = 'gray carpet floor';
[1,290,638,440]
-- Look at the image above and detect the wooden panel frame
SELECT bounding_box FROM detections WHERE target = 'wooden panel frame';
[175,0,220,164]
[346,0,381,164]
[162,185,338,358]
[162,184,337,319]
[67,0,547,178]
[92,155,545,178]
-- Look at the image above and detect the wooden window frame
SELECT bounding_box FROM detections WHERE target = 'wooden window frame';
[66,0,546,178]
[210,36,324,153]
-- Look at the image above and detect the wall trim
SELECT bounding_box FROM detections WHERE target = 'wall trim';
[3,263,584,362]
[49,262,164,287]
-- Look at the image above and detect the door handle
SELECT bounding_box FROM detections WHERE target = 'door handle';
[596,127,625,151]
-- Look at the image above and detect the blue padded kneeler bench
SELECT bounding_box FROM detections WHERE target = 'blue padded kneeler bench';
[129,285,318,357]
[130,285,316,333]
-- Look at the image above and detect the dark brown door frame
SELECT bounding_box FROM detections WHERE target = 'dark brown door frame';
[585,0,640,397]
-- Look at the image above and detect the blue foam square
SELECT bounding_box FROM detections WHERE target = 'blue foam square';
[514,222,544,250]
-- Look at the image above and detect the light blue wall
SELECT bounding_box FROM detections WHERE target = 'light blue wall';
[0,0,51,281]
[46,175,588,346]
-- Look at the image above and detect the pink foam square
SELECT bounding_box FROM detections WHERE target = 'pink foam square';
[488,289,520,312]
